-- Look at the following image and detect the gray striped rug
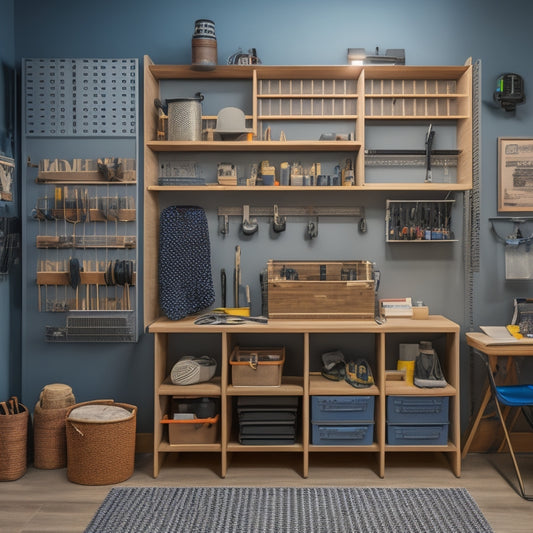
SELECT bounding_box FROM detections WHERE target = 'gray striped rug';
[85,486,493,533]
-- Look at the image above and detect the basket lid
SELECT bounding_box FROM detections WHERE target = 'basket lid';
[68,404,132,422]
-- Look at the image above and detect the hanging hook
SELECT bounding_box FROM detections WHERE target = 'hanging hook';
[241,205,258,235]
[272,204,286,233]
[306,217,319,239]
[219,214,229,236]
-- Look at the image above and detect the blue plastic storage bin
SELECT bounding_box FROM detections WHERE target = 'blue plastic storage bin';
[311,395,375,422]
[312,422,374,445]
[386,423,449,445]
[386,396,449,424]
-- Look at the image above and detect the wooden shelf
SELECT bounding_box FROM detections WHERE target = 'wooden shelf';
[226,441,305,452]
[227,376,304,396]
[257,115,358,120]
[385,381,456,396]
[159,376,222,396]
[365,93,468,99]
[309,373,380,396]
[366,115,469,120]
[146,140,361,152]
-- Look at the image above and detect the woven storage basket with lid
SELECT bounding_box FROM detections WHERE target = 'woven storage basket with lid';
[34,383,75,469]
[40,383,75,409]
[66,399,137,485]
[0,400,29,481]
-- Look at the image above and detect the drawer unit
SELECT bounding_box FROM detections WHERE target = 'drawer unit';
[387,423,449,446]
[312,422,374,445]
[387,396,449,424]
[311,395,375,422]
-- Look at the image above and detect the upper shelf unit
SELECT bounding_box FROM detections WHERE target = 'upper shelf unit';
[144,56,472,191]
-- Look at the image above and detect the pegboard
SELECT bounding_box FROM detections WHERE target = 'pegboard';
[24,58,137,137]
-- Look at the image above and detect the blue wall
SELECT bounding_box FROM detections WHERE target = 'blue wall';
[0,0,20,402]
[8,0,533,432]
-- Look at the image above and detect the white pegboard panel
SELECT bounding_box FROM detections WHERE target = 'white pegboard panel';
[24,58,137,137]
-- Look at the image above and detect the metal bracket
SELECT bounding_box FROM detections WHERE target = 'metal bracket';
[218,206,365,218]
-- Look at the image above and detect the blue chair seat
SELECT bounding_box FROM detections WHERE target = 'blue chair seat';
[496,384,533,406]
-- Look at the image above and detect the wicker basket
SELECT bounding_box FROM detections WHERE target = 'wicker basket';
[66,400,137,485]
[40,383,75,410]
[33,402,68,469]
[0,402,29,481]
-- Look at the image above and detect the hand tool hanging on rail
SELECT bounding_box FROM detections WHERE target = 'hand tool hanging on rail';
[234,245,241,307]
[425,123,435,183]
[221,268,227,307]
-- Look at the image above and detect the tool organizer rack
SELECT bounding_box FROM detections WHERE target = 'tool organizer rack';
[143,56,473,325]
[22,58,139,342]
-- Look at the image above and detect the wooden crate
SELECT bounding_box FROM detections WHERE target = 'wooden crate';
[266,260,375,319]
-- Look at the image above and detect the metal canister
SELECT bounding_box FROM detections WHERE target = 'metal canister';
[192,19,217,71]
[166,93,204,141]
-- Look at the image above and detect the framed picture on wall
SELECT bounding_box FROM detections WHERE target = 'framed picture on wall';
[498,137,533,212]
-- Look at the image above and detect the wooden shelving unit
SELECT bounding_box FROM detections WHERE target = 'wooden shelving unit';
[148,315,461,479]
[143,56,469,479]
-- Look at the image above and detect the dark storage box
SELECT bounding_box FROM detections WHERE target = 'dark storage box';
[311,422,374,445]
[386,396,449,424]
[387,423,449,445]
[311,395,375,422]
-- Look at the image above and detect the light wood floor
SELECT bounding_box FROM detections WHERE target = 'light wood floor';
[0,452,532,533]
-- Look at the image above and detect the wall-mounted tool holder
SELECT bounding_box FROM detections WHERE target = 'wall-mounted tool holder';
[22,57,139,343]
[365,149,459,169]
[385,199,455,242]
[217,205,366,235]
[24,58,137,137]
[0,155,14,201]
[32,157,136,184]
[489,217,533,280]
[37,259,136,313]
[45,311,135,343]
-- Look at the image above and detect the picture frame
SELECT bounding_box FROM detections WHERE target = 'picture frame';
[498,137,533,212]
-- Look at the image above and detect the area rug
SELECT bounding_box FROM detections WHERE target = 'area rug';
[85,486,493,533]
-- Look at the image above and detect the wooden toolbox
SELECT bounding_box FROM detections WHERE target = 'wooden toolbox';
[266,260,375,319]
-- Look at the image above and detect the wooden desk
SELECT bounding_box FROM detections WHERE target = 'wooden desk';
[462,332,533,457]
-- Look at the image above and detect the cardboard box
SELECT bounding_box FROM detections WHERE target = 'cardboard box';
[161,414,219,444]
[267,260,375,319]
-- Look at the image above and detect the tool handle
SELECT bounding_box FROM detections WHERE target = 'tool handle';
[221,269,226,307]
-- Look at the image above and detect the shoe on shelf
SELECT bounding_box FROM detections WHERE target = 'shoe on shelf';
[345,359,374,388]
[321,350,346,381]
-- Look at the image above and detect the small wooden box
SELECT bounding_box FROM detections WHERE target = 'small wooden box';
[230,346,285,386]
[266,260,375,319]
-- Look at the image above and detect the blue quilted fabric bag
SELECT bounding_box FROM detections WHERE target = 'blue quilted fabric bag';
[159,206,215,320]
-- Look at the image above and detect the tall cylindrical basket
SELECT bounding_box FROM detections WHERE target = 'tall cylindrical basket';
[0,402,29,481]
[33,402,69,469]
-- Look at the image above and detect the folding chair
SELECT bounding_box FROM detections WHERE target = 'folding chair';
[478,352,533,500]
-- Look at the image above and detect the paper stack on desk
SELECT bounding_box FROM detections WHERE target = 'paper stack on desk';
[479,326,533,344]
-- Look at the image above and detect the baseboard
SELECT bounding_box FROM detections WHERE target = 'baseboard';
[135,433,153,454]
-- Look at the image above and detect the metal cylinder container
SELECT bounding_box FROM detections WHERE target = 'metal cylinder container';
[166,93,204,141]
